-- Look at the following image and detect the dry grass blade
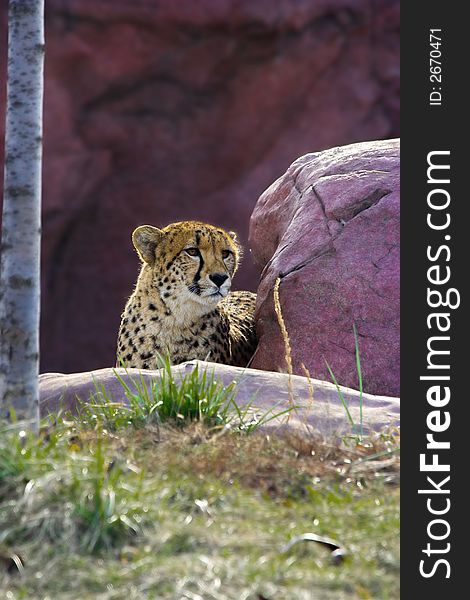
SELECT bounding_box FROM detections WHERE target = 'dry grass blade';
[0,548,24,575]
[300,362,314,406]
[281,532,347,564]
[282,531,342,553]
[273,277,294,418]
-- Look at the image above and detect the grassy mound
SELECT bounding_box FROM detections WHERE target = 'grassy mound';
[1,364,399,599]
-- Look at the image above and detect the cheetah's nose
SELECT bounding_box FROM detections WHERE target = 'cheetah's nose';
[209,273,229,288]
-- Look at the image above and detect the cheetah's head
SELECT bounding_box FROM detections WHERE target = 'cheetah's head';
[132,221,241,311]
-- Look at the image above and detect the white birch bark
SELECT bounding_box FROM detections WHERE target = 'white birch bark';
[0,0,45,429]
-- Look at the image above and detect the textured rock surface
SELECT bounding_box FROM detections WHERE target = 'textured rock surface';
[39,361,400,437]
[249,139,400,396]
[0,0,399,373]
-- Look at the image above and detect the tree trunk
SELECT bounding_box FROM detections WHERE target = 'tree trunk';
[0,0,45,429]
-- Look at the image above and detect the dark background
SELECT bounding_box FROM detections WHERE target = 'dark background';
[0,0,399,373]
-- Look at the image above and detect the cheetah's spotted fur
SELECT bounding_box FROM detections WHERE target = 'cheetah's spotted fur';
[117,221,257,369]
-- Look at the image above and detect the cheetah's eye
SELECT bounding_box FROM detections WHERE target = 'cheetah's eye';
[185,247,200,257]
[221,250,232,259]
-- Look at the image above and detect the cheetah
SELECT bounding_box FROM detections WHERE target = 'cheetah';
[116,221,257,369]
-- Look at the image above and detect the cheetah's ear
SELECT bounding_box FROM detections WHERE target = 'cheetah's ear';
[132,225,163,265]
[227,230,242,255]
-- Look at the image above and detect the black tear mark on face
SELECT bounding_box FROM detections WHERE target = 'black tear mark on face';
[189,248,204,295]
[194,253,204,282]
[195,230,201,246]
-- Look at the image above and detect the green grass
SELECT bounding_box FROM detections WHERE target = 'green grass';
[82,356,292,435]
[0,428,148,555]
[353,323,364,438]
[0,425,399,598]
[83,355,238,431]
[0,361,399,599]
[326,324,387,444]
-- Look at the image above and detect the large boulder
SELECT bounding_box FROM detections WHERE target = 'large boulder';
[249,139,399,396]
[0,0,399,374]
[39,361,400,437]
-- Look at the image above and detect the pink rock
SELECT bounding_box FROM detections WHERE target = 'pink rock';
[0,1,399,373]
[39,360,400,437]
[249,139,400,396]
